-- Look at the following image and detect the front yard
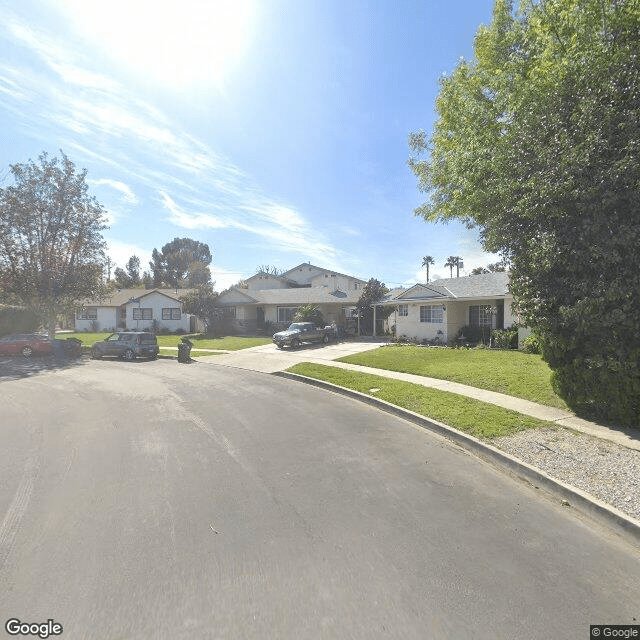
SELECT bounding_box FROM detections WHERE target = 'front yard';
[338,345,567,410]
[63,332,272,351]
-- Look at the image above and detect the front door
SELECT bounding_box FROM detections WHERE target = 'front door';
[256,307,265,328]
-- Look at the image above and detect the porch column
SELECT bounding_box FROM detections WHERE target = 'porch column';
[373,305,377,337]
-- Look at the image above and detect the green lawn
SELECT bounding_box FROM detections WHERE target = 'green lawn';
[338,345,567,410]
[63,332,271,351]
[287,363,556,439]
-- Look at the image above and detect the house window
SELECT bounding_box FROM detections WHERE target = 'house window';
[469,305,493,327]
[420,305,443,323]
[132,308,152,320]
[226,307,236,319]
[397,304,408,317]
[277,307,298,323]
[76,307,97,320]
[162,308,181,320]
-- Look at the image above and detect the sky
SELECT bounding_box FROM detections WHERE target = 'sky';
[0,0,501,291]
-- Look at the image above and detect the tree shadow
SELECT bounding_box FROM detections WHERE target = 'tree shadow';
[0,353,89,382]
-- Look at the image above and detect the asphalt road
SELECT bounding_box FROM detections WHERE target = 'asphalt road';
[1,357,639,640]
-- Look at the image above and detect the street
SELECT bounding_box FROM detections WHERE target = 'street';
[1,357,639,639]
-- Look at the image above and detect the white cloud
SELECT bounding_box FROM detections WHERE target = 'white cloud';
[89,178,138,204]
[105,240,152,274]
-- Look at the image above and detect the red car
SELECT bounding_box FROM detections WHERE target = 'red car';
[0,333,53,357]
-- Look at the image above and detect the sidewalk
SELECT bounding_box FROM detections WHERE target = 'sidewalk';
[200,340,640,452]
[305,359,640,452]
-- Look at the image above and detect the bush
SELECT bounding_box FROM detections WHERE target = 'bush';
[491,327,518,349]
[0,307,40,336]
[521,334,541,354]
[456,325,492,345]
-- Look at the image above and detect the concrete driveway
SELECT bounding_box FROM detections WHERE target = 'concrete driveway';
[201,338,388,373]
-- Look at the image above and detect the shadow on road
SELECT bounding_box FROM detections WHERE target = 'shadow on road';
[0,353,89,382]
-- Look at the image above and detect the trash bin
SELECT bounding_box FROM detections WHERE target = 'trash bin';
[177,338,193,363]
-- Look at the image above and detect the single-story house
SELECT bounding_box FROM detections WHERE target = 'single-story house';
[375,272,515,344]
[75,288,204,333]
[216,263,367,333]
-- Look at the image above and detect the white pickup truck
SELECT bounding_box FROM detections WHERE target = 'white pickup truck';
[272,322,333,349]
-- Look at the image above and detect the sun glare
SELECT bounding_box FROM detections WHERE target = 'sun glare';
[60,0,254,90]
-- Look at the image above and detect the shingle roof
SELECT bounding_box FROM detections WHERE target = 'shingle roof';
[382,272,510,303]
[217,286,361,306]
[81,288,194,307]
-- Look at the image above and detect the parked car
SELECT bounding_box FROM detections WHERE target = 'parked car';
[0,333,53,357]
[90,332,159,361]
[273,322,333,349]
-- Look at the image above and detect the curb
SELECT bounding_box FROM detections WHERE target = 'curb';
[274,371,640,548]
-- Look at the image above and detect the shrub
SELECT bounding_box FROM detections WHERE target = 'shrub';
[456,325,492,345]
[521,334,541,354]
[0,307,40,336]
[491,327,518,349]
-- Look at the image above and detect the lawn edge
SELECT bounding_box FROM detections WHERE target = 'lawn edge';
[273,370,640,548]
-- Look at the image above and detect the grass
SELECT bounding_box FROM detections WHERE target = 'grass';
[62,332,271,351]
[287,362,556,439]
[158,348,225,358]
[338,345,567,410]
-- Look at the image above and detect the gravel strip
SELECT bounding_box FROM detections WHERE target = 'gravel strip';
[492,427,640,521]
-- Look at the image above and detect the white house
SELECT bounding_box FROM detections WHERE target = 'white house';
[376,272,515,344]
[75,288,203,333]
[216,263,367,333]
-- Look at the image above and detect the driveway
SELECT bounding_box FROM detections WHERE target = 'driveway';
[1,359,638,639]
[200,338,389,373]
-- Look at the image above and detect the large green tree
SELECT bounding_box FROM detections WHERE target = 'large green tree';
[356,278,393,335]
[0,151,108,336]
[408,0,640,426]
[150,237,212,288]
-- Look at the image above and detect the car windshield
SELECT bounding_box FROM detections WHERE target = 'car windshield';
[287,324,307,331]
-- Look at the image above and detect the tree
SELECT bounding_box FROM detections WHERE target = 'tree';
[421,255,435,282]
[444,256,463,278]
[256,265,282,276]
[355,278,393,335]
[150,237,212,288]
[0,151,108,336]
[113,255,142,288]
[180,284,219,333]
[293,304,324,327]
[408,0,640,426]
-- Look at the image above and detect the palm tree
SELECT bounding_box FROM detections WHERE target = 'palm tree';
[444,256,464,278]
[444,256,456,278]
[422,255,435,282]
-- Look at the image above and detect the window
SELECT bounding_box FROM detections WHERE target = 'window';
[397,304,408,317]
[76,307,97,320]
[277,307,298,323]
[226,307,236,319]
[132,307,152,320]
[469,305,493,327]
[162,308,181,320]
[420,305,443,323]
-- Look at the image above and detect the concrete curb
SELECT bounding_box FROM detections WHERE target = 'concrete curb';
[274,371,640,548]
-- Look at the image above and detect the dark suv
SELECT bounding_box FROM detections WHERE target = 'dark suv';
[91,332,159,361]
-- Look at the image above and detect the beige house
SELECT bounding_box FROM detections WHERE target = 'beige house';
[75,288,203,333]
[376,272,515,343]
[216,263,367,333]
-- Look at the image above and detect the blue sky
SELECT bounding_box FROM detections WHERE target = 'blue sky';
[0,0,500,290]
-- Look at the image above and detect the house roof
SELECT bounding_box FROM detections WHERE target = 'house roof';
[217,286,361,306]
[280,263,367,284]
[378,272,511,304]
[80,288,194,307]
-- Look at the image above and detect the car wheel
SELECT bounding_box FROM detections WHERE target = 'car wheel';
[21,346,33,358]
[91,347,101,359]
[322,334,329,344]
[123,349,135,361]
[292,338,300,349]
